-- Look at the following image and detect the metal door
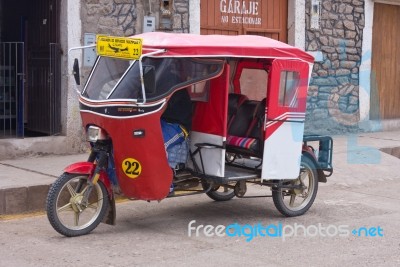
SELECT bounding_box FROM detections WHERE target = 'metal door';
[0,42,24,138]
[26,0,61,135]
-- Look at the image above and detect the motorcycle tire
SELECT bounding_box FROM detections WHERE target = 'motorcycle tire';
[46,173,109,237]
[272,156,318,217]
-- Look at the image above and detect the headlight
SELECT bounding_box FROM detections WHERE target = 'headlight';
[87,126,108,142]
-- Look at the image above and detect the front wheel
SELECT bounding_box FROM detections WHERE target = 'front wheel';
[272,156,318,217]
[46,173,109,237]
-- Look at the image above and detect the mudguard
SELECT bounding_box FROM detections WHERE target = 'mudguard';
[64,162,97,174]
[301,152,327,183]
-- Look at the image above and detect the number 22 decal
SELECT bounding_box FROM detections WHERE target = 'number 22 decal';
[122,158,142,179]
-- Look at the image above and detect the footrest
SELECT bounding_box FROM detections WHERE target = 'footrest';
[194,143,224,149]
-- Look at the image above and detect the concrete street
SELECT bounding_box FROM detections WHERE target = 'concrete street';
[1,131,400,266]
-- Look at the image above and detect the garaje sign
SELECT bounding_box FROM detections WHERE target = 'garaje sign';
[220,0,261,25]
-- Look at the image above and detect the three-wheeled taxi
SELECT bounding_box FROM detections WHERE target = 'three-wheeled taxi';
[46,32,333,237]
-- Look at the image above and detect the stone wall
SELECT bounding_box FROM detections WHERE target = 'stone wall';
[79,1,189,83]
[81,0,189,37]
[305,0,365,134]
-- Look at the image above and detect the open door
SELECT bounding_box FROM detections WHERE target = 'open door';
[190,63,230,177]
[261,59,311,180]
[26,0,61,135]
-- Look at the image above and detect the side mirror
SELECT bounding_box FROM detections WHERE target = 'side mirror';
[73,58,80,85]
[143,65,156,95]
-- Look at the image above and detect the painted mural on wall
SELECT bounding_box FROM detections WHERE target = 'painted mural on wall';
[305,0,365,134]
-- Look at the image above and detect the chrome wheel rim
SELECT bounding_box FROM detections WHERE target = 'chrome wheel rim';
[55,176,104,230]
[280,165,315,211]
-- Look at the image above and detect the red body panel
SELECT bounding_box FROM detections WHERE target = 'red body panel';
[192,64,229,137]
[265,59,310,140]
[80,106,172,201]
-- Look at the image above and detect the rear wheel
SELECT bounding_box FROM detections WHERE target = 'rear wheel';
[46,173,109,237]
[272,156,318,217]
[206,185,235,201]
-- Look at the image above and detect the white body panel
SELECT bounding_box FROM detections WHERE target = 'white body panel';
[261,121,305,180]
[189,131,225,177]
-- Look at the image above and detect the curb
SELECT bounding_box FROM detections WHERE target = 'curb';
[0,184,51,215]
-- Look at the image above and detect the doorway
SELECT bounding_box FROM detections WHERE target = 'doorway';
[370,3,400,120]
[200,0,288,42]
[0,0,61,138]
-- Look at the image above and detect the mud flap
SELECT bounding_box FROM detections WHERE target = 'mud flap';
[317,169,327,183]
[102,197,116,225]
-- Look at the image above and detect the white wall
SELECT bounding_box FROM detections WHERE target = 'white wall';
[359,0,374,122]
[288,0,305,50]
[189,0,200,34]
[65,0,85,150]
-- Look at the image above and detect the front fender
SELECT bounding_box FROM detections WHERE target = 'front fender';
[64,162,95,174]
[64,161,114,198]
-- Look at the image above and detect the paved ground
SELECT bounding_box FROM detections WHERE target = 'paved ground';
[0,131,400,266]
[0,180,399,266]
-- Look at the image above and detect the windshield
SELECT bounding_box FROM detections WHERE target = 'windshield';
[83,56,224,102]
[82,57,131,100]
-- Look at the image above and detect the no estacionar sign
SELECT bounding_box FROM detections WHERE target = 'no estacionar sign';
[96,35,142,60]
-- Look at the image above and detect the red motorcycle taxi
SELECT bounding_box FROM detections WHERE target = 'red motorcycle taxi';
[46,32,333,237]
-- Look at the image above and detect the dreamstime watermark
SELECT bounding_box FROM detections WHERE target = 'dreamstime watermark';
[188,220,384,242]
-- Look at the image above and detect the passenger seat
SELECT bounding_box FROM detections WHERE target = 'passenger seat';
[226,98,266,157]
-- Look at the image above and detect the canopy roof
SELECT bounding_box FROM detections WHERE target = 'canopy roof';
[136,32,314,63]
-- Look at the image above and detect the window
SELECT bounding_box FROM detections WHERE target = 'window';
[279,71,300,107]
[188,81,210,102]
[83,57,223,102]
[82,57,130,100]
[239,68,268,101]
[110,57,223,101]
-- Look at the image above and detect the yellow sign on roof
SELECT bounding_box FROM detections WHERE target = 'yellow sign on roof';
[96,35,142,60]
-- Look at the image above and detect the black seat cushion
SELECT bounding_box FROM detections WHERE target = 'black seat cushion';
[228,100,259,137]
[227,93,248,127]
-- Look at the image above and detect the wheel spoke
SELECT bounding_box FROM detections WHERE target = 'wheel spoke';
[57,203,73,212]
[75,179,86,193]
[66,183,77,197]
[80,185,89,195]
[299,171,308,181]
[74,212,80,226]
[87,203,98,210]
